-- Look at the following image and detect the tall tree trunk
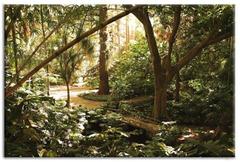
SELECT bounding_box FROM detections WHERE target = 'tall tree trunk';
[66,80,70,108]
[125,15,129,50]
[175,53,180,102]
[12,19,19,83]
[116,19,120,50]
[98,5,110,95]
[114,5,121,51]
[40,5,50,96]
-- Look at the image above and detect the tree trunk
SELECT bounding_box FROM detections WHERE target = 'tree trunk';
[66,81,70,108]
[98,5,110,95]
[152,78,161,119]
[5,6,140,97]
[30,77,34,89]
[175,52,180,102]
[131,7,166,120]
[151,77,169,120]
[5,6,21,43]
[175,72,180,102]
[40,5,50,96]
[125,15,129,50]
[115,5,121,51]
[12,19,19,83]
[116,19,120,50]
[46,64,50,96]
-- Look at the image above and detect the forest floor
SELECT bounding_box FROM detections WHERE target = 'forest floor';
[49,85,160,133]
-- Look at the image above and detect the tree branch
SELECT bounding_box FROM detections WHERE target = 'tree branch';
[206,31,233,46]
[174,31,233,73]
[168,5,181,63]
[166,5,181,80]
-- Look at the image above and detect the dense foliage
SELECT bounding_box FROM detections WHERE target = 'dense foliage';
[5,91,234,157]
[110,37,154,99]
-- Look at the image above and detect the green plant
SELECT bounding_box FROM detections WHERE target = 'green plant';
[110,36,154,99]
[79,92,118,102]
[177,139,233,157]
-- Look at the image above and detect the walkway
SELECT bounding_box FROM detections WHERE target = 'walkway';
[49,86,105,109]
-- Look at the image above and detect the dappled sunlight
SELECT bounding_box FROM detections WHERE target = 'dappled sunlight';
[49,86,104,108]
[49,86,98,99]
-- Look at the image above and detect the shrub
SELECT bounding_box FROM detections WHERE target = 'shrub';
[110,37,154,99]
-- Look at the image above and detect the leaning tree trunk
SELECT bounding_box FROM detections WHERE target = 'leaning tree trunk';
[98,5,110,95]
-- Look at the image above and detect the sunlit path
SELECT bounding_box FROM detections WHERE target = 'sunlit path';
[49,86,105,108]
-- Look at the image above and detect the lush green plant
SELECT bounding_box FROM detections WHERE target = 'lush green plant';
[177,139,233,157]
[118,102,152,119]
[85,75,99,88]
[110,36,154,99]
[5,90,55,157]
[167,77,233,127]
[5,88,234,157]
[5,90,149,157]
[79,92,118,102]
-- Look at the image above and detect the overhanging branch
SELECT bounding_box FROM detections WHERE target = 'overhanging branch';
[174,31,233,74]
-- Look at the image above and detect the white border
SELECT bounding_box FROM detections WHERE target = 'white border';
[0,0,239,162]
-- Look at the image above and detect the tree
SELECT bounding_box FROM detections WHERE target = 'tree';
[125,15,130,50]
[40,5,50,95]
[174,52,180,102]
[5,6,77,89]
[130,5,233,120]
[98,5,110,95]
[5,5,140,97]
[58,30,93,108]
[10,7,19,83]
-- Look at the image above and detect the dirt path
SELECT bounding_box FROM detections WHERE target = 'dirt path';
[49,86,105,109]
